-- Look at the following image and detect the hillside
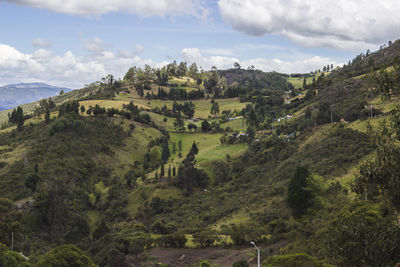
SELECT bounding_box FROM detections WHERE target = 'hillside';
[1,43,400,267]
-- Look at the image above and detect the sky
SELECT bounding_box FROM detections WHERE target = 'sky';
[0,0,399,88]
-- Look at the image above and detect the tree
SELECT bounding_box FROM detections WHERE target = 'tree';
[196,74,203,88]
[190,141,198,155]
[246,126,255,143]
[45,106,51,124]
[173,166,176,176]
[174,117,185,132]
[210,102,220,116]
[233,260,249,267]
[8,106,24,131]
[176,61,187,77]
[168,165,172,180]
[129,233,153,259]
[188,123,197,132]
[353,124,400,209]
[59,89,65,95]
[178,140,182,153]
[233,62,241,70]
[264,254,325,267]
[322,201,400,267]
[93,220,109,240]
[172,142,177,154]
[125,170,138,187]
[38,244,97,267]
[287,166,315,218]
[176,150,209,194]
[188,62,199,79]
[25,173,40,192]
[192,230,220,248]
[201,120,211,132]
[302,77,307,89]
[160,164,165,177]
[155,171,159,180]
[80,105,85,115]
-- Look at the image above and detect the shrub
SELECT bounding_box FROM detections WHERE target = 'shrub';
[233,259,249,267]
[157,234,187,248]
[37,244,97,267]
[264,253,326,267]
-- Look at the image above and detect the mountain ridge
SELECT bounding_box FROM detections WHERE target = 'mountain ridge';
[0,82,73,110]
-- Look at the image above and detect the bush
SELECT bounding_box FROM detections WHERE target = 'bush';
[157,234,187,248]
[37,244,97,267]
[264,253,326,267]
[0,161,6,169]
[233,259,249,267]
[192,230,220,248]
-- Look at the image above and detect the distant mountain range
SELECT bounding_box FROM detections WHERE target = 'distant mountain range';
[0,83,73,110]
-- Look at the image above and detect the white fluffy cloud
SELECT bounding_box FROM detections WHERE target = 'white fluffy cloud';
[2,0,208,18]
[32,37,52,48]
[181,47,338,73]
[218,0,400,50]
[0,44,162,88]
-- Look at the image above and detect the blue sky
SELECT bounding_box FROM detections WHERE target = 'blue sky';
[0,0,397,88]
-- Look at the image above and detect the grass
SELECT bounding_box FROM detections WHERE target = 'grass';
[346,116,388,133]
[79,99,149,111]
[126,184,182,216]
[113,120,162,176]
[169,133,247,166]
[145,132,247,180]
[220,117,246,131]
[286,72,328,89]
[132,98,249,119]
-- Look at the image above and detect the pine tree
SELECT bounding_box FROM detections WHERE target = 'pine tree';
[287,166,315,218]
[190,141,199,155]
[168,165,172,180]
[160,164,165,177]
[45,106,51,124]
[173,166,176,176]
[178,140,182,152]
[155,171,159,180]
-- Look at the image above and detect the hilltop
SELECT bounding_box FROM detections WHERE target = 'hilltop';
[0,41,400,266]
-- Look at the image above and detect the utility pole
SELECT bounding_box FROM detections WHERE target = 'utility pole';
[250,241,260,267]
[370,103,373,118]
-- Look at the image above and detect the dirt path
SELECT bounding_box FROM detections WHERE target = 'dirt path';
[126,240,290,266]
[127,247,256,267]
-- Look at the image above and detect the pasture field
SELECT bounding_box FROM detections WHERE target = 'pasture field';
[286,72,328,89]
[220,117,246,131]
[169,132,247,165]
[113,119,162,174]
[79,99,149,111]
[286,76,314,89]
[132,98,249,119]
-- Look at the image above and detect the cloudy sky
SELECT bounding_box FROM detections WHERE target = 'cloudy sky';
[0,0,398,88]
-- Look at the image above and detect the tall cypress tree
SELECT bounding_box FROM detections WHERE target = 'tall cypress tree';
[287,166,315,218]
[160,164,165,177]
